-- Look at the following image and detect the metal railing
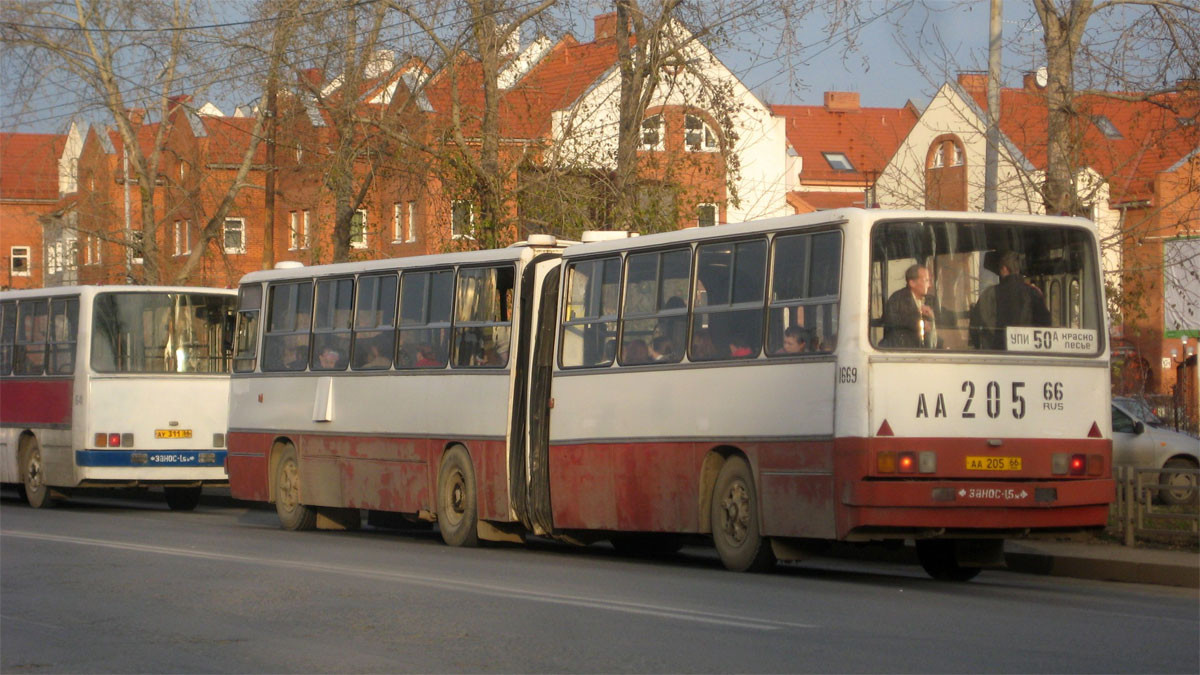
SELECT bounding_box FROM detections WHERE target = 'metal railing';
[1110,466,1199,546]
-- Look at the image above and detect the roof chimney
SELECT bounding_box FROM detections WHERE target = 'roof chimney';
[957,71,988,95]
[594,13,618,42]
[823,91,860,112]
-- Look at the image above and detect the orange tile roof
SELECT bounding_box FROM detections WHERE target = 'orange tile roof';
[0,132,66,201]
[789,190,865,211]
[960,81,1200,204]
[772,101,919,185]
[200,116,267,164]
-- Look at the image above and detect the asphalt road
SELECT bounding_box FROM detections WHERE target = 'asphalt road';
[2,490,1197,674]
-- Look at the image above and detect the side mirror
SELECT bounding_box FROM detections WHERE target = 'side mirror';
[1133,421,1145,435]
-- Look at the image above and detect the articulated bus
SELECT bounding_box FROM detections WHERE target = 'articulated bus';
[226,209,1113,580]
[0,286,237,510]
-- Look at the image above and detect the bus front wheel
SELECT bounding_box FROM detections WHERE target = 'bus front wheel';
[164,486,202,511]
[20,437,55,509]
[274,447,316,530]
[437,446,479,547]
[710,456,775,572]
[916,540,983,581]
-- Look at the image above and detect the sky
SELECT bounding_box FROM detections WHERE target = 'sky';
[0,1,1054,134]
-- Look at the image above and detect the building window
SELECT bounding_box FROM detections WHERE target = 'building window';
[640,114,664,151]
[289,212,300,250]
[697,203,717,227]
[350,209,368,249]
[46,242,63,275]
[823,152,855,172]
[685,114,718,152]
[173,220,191,256]
[951,144,963,167]
[406,201,418,243]
[301,210,310,249]
[224,218,246,254]
[930,145,945,168]
[84,235,101,266]
[128,230,144,266]
[393,203,403,242]
[11,246,31,277]
[451,200,474,239]
[1093,115,1122,139]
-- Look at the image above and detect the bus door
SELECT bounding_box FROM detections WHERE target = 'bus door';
[524,263,560,536]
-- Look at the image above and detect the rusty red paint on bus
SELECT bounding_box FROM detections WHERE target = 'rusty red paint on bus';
[0,378,73,426]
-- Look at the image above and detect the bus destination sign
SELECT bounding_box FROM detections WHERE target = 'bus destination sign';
[1005,327,1097,354]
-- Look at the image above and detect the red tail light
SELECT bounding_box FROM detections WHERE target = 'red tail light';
[108,433,122,448]
[1069,454,1086,475]
[898,452,916,473]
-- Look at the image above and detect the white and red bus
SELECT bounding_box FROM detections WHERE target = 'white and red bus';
[0,286,237,510]
[227,209,1114,579]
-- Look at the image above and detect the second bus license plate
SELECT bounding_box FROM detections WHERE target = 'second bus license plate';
[155,429,193,439]
[966,456,1022,471]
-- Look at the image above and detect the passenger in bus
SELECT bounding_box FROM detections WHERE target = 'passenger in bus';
[360,339,392,369]
[415,344,443,367]
[316,345,345,370]
[622,339,650,364]
[649,336,674,362]
[970,251,1051,350]
[777,325,808,354]
[728,333,755,358]
[281,340,307,370]
[882,264,938,349]
[690,328,718,360]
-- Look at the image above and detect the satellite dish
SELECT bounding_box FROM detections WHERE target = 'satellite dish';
[1035,66,1048,88]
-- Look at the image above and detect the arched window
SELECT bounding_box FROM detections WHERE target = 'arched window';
[925,134,967,211]
[684,114,718,152]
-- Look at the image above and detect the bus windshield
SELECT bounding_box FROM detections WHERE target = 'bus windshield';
[870,219,1103,354]
[91,292,235,373]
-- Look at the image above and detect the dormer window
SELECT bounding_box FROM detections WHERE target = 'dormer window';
[685,114,718,152]
[640,114,663,151]
[1093,115,1122,139]
[930,145,945,168]
[823,152,855,172]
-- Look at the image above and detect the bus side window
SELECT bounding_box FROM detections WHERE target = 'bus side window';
[560,257,620,368]
[352,274,398,370]
[452,266,513,368]
[0,301,14,376]
[691,238,766,361]
[620,248,690,365]
[262,282,312,372]
[14,299,49,376]
[233,285,263,373]
[768,231,841,355]
[311,278,354,371]
[48,297,78,374]
[397,269,452,369]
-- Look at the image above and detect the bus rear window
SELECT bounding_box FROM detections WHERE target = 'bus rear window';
[91,293,235,373]
[869,220,1103,354]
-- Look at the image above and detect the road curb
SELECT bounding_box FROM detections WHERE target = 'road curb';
[1004,550,1199,588]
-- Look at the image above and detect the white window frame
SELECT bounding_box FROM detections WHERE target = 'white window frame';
[640,114,664,151]
[301,210,310,249]
[224,218,246,254]
[451,200,475,240]
[930,145,945,169]
[823,151,855,172]
[350,209,368,249]
[46,242,63,275]
[85,235,101,266]
[393,203,403,242]
[684,114,718,152]
[173,220,191,256]
[128,230,144,266]
[406,201,418,243]
[697,203,718,227]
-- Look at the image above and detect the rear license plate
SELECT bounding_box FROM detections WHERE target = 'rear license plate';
[966,456,1021,471]
[154,429,193,439]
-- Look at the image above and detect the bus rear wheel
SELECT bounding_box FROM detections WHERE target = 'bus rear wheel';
[437,446,479,547]
[20,437,55,509]
[916,540,982,581]
[274,447,316,531]
[710,456,775,572]
[164,486,202,511]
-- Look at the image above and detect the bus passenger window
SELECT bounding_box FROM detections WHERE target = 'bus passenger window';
[352,274,397,370]
[48,297,78,374]
[311,278,354,371]
[0,301,15,376]
[452,266,514,368]
[262,282,312,372]
[233,285,262,373]
[767,231,840,355]
[397,269,452,369]
[691,239,766,361]
[561,257,620,368]
[14,299,49,376]
[620,248,689,366]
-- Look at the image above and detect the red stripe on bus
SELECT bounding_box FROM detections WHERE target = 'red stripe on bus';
[0,378,73,426]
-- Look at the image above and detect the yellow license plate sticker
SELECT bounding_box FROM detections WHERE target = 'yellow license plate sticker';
[155,429,193,439]
[966,456,1021,471]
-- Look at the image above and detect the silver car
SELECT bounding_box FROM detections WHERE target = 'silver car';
[1111,397,1200,505]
